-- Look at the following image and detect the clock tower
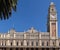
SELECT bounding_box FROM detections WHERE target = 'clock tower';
[47,2,58,39]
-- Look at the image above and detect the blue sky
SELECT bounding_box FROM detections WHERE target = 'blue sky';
[0,0,60,36]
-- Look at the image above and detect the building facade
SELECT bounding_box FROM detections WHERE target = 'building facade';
[0,2,60,50]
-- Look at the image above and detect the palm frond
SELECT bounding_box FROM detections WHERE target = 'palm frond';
[0,0,18,20]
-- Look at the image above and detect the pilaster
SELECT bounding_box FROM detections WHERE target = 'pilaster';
[24,33,27,46]
[39,34,41,46]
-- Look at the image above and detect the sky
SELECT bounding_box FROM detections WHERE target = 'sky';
[0,0,60,36]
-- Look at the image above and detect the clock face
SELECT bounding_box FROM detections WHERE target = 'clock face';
[50,14,55,18]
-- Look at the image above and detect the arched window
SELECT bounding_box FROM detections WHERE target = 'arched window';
[36,42,38,46]
[16,42,18,46]
[2,41,3,46]
[31,42,33,46]
[53,42,54,46]
[11,42,12,46]
[27,42,29,46]
[21,42,23,46]
[42,42,44,46]
[59,42,60,46]
[5,41,6,46]
[47,42,48,46]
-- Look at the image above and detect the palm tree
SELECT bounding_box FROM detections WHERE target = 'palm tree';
[0,0,17,20]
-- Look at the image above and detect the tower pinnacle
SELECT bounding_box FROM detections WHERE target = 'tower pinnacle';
[50,2,54,5]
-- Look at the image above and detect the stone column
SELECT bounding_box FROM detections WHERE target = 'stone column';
[50,40,53,47]
[56,40,59,47]
[39,34,41,46]
[13,40,16,46]
[6,40,10,46]
[18,41,21,46]
[24,40,27,46]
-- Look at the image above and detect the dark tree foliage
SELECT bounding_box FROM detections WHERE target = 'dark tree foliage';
[0,0,17,20]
